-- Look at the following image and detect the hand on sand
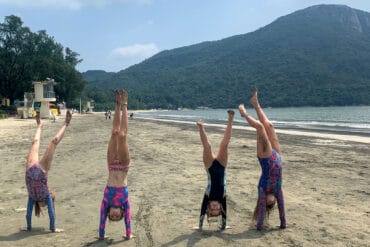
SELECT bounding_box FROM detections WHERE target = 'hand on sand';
[124,234,136,240]
[191,226,202,232]
[196,119,204,127]
[51,228,64,233]
[65,110,72,126]
[219,225,232,231]
[96,235,109,240]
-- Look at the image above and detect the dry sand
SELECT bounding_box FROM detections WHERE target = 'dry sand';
[0,113,369,247]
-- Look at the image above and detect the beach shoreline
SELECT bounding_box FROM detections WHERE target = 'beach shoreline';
[0,113,369,246]
[133,116,370,144]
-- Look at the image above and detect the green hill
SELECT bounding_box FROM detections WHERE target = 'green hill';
[83,4,370,110]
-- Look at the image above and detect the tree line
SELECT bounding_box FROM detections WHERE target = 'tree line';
[0,15,85,108]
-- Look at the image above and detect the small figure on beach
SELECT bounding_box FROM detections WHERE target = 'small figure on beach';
[23,110,72,233]
[193,109,234,231]
[129,112,134,120]
[238,88,286,231]
[105,110,112,120]
[98,89,134,240]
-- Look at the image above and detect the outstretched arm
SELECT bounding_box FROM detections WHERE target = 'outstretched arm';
[220,196,227,230]
[46,194,56,232]
[256,187,267,231]
[99,199,108,239]
[123,190,132,239]
[276,188,286,229]
[199,194,209,229]
[26,197,35,230]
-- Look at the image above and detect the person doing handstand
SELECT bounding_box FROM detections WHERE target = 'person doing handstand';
[23,110,72,233]
[98,89,134,240]
[239,88,286,231]
[194,110,234,231]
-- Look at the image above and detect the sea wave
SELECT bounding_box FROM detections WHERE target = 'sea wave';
[135,106,370,136]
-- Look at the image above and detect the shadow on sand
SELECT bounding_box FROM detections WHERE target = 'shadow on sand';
[161,227,282,247]
[0,227,50,242]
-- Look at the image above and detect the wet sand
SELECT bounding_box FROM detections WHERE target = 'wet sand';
[0,113,369,246]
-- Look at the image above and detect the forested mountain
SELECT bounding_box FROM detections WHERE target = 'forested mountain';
[84,4,370,110]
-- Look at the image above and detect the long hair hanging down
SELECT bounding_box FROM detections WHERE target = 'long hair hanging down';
[35,191,56,217]
[252,202,275,226]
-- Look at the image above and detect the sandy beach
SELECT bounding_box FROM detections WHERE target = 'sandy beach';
[0,112,369,247]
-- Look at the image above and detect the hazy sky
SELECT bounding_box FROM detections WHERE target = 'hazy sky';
[1,0,370,72]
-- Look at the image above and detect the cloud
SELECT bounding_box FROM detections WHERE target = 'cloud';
[0,0,153,10]
[111,43,160,60]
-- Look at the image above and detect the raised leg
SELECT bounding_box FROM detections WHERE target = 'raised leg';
[239,104,272,158]
[39,111,72,171]
[197,120,214,168]
[107,90,121,164]
[216,110,234,167]
[27,112,42,168]
[250,88,280,153]
[117,90,130,166]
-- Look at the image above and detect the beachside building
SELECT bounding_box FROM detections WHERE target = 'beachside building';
[86,100,95,113]
[33,78,56,118]
[1,96,10,106]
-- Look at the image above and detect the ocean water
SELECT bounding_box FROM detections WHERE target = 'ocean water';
[134,106,370,136]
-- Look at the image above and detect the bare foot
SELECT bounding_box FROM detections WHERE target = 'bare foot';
[20,227,29,231]
[227,109,235,121]
[249,87,259,108]
[121,89,128,106]
[219,225,232,231]
[238,104,248,118]
[65,110,72,126]
[36,111,42,127]
[191,226,202,231]
[51,228,64,233]
[196,119,204,127]
[125,234,136,240]
[115,89,121,105]
[96,235,108,240]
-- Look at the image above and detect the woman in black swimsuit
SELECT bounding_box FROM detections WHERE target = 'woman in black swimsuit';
[194,109,234,231]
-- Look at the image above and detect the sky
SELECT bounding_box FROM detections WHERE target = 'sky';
[1,0,370,73]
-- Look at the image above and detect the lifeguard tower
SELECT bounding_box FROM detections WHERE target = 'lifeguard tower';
[24,92,35,118]
[86,100,95,113]
[33,78,56,118]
